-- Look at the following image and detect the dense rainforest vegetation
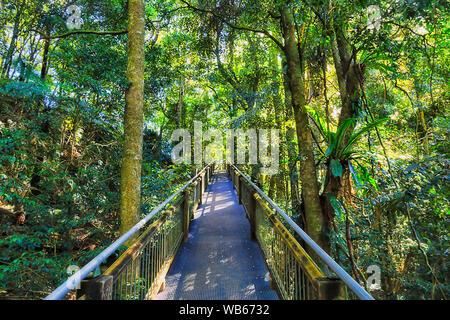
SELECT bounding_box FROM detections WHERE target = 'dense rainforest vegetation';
[0,0,448,300]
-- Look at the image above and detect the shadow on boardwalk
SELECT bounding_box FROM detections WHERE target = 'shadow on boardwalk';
[155,171,278,300]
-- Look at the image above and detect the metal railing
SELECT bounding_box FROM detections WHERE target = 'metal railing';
[45,163,214,300]
[227,163,374,300]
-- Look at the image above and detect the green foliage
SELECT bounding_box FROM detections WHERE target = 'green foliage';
[0,90,123,297]
[323,117,388,163]
[330,159,343,178]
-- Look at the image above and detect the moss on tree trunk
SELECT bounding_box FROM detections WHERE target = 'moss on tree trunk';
[280,6,329,253]
[119,0,145,246]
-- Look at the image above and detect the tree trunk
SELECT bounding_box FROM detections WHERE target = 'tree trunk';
[40,37,50,80]
[329,21,363,146]
[1,3,23,78]
[282,61,301,222]
[176,77,185,127]
[270,47,286,206]
[280,7,329,252]
[268,175,276,199]
[321,16,365,230]
[119,0,146,245]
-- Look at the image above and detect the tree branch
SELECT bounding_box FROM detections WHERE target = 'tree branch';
[32,29,128,40]
[180,0,285,51]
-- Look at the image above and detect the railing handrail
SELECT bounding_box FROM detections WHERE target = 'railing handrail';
[228,163,374,300]
[45,163,213,300]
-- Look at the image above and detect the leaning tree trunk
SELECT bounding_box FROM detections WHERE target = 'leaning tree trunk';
[1,4,22,78]
[119,0,146,245]
[280,7,329,253]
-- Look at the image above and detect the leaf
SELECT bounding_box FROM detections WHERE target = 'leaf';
[306,105,327,136]
[348,160,360,186]
[328,194,344,221]
[335,118,357,153]
[368,61,397,74]
[340,118,389,157]
[330,159,343,177]
[405,163,419,173]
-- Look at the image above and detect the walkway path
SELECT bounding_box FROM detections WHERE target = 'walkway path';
[155,171,278,300]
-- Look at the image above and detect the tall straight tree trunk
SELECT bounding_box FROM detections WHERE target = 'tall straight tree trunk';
[269,47,286,206]
[119,0,145,245]
[280,7,329,252]
[282,61,301,223]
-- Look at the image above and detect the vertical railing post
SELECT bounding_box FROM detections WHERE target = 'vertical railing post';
[230,167,233,184]
[198,176,203,205]
[78,275,113,300]
[182,189,190,243]
[316,278,346,300]
[203,172,207,192]
[249,191,256,241]
[238,175,242,204]
[235,172,240,197]
[231,168,235,187]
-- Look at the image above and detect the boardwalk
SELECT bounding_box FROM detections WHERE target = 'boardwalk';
[155,171,278,300]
